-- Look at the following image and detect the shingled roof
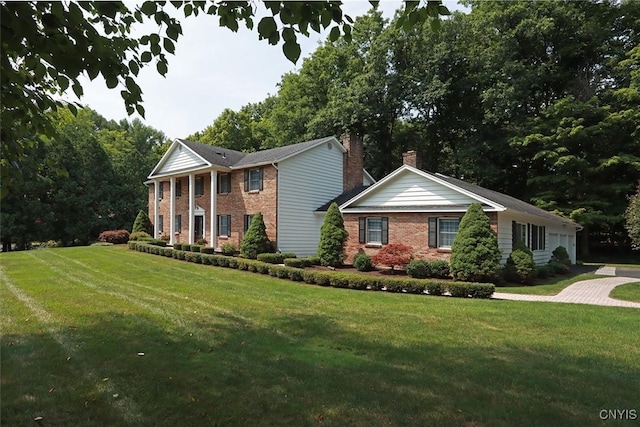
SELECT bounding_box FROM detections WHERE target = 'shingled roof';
[178,136,339,169]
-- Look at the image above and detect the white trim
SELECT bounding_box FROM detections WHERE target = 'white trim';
[188,174,194,245]
[153,179,160,239]
[363,169,376,185]
[169,177,175,245]
[340,165,506,212]
[148,139,213,179]
[341,208,502,214]
[210,170,217,248]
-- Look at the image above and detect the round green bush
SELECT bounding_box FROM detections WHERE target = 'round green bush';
[406,259,430,279]
[428,260,450,279]
[504,241,537,284]
[353,253,374,272]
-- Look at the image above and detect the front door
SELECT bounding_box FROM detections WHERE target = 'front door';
[194,215,204,242]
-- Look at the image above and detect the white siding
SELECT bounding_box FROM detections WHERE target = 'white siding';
[278,141,344,256]
[497,211,579,265]
[352,169,478,207]
[157,145,207,175]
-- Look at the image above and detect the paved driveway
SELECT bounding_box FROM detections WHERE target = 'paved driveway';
[616,269,640,279]
[494,276,640,308]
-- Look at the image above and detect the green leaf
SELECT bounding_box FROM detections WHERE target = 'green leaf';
[163,37,175,54]
[166,23,180,41]
[257,16,277,39]
[282,41,301,63]
[282,27,296,43]
[140,1,156,15]
[57,75,69,92]
[157,60,168,76]
[129,59,140,76]
[141,51,152,63]
[184,3,193,17]
[72,82,83,98]
[438,5,451,16]
[136,104,146,117]
[329,26,340,42]
[105,76,119,89]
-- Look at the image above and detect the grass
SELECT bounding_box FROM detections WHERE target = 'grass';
[496,273,602,296]
[609,282,640,303]
[2,246,639,426]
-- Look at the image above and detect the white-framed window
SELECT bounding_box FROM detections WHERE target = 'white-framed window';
[217,214,231,237]
[175,215,182,233]
[437,218,459,248]
[158,181,164,199]
[244,168,263,192]
[514,222,527,246]
[175,179,182,197]
[358,217,388,245]
[243,214,254,233]
[158,215,163,234]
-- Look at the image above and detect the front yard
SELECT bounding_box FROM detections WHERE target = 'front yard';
[1,246,638,426]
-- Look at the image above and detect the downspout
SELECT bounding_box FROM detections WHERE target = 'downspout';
[272,162,279,251]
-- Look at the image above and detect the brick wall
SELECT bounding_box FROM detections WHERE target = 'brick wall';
[343,211,498,264]
[149,165,278,249]
[342,135,363,191]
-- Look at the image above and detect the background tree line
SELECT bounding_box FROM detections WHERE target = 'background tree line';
[1,108,167,250]
[188,0,640,256]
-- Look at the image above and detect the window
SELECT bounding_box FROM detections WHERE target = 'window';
[217,214,231,237]
[514,222,527,246]
[244,168,263,192]
[358,217,388,245]
[175,215,182,233]
[158,182,164,199]
[175,179,182,197]
[531,224,546,251]
[158,215,163,234]
[195,176,205,196]
[428,217,461,249]
[437,218,459,248]
[243,214,254,233]
[217,173,231,194]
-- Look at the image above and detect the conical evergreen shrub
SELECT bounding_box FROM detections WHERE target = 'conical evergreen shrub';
[450,203,501,282]
[132,210,153,234]
[318,202,348,267]
[241,212,271,259]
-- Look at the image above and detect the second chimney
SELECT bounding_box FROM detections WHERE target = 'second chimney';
[402,150,422,169]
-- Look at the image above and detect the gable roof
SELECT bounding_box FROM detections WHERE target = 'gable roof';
[340,164,581,228]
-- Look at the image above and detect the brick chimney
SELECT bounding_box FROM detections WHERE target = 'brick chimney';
[342,134,364,191]
[402,150,422,169]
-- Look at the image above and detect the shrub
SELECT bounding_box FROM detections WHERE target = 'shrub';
[447,283,469,298]
[551,246,571,266]
[196,238,207,246]
[450,203,501,283]
[146,238,167,247]
[548,261,569,274]
[329,273,350,288]
[240,212,272,259]
[132,210,153,234]
[371,244,413,271]
[98,229,130,244]
[406,259,430,279]
[535,264,553,279]
[288,268,304,281]
[318,202,348,267]
[404,279,426,294]
[185,251,202,264]
[306,256,321,266]
[190,244,202,253]
[200,247,215,254]
[346,276,372,290]
[467,283,495,299]
[353,253,374,272]
[181,244,192,252]
[221,243,238,256]
[129,231,152,241]
[426,282,445,296]
[504,241,537,284]
[173,243,183,250]
[258,253,284,264]
[227,257,239,269]
[428,260,450,279]
[284,258,306,268]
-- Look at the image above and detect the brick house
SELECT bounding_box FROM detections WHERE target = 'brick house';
[146,135,373,255]
[320,152,582,265]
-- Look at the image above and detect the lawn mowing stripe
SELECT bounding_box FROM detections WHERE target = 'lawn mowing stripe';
[40,249,307,344]
[0,268,144,424]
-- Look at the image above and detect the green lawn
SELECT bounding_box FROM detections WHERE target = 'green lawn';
[2,246,639,426]
[610,282,640,303]
[496,273,602,295]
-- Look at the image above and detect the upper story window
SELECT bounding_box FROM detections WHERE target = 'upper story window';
[244,168,263,192]
[218,173,231,194]
[175,179,182,197]
[158,181,164,199]
[195,176,205,196]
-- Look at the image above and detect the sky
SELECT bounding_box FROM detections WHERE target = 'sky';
[64,1,462,140]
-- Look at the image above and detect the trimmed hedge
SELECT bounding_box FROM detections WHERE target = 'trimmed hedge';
[129,242,494,299]
[257,252,297,264]
[173,243,183,250]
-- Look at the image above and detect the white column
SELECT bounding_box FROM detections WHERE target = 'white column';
[154,179,160,239]
[188,174,195,244]
[210,170,217,248]
[169,177,175,246]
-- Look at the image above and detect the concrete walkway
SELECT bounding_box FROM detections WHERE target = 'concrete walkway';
[494,274,640,308]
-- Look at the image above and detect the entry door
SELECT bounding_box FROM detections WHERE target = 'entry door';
[194,215,204,242]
